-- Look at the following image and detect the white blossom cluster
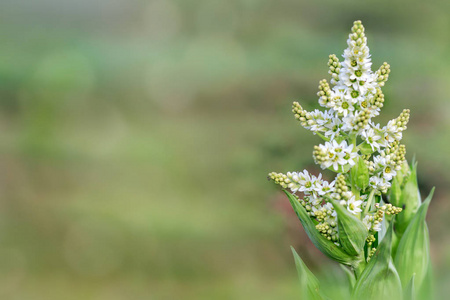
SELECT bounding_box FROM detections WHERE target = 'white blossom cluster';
[268,170,340,241]
[313,140,358,171]
[270,21,407,240]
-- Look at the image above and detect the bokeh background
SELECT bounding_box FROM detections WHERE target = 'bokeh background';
[0,0,449,299]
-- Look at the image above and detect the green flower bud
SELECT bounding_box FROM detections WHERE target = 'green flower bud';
[285,191,356,265]
[396,163,421,234]
[353,221,402,300]
[351,157,369,190]
[330,198,368,256]
[395,188,434,295]
[291,247,325,300]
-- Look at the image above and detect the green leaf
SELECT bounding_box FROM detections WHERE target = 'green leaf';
[395,161,410,186]
[418,260,434,300]
[350,157,369,190]
[404,274,415,300]
[330,198,368,256]
[389,176,402,207]
[396,163,421,234]
[291,247,324,300]
[284,191,356,265]
[352,221,402,300]
[334,136,347,144]
[357,141,374,155]
[395,188,434,293]
[340,264,356,289]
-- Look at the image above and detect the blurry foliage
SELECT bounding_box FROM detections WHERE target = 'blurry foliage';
[0,0,449,299]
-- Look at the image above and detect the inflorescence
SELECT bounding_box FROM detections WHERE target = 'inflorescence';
[269,20,406,247]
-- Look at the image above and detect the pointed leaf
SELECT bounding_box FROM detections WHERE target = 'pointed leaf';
[351,157,369,190]
[291,247,324,300]
[390,176,402,207]
[353,221,402,300]
[418,260,434,300]
[404,274,415,300]
[396,163,420,233]
[395,188,434,292]
[330,199,368,256]
[285,191,355,265]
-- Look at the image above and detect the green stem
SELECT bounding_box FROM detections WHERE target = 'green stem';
[363,189,376,215]
[316,132,330,141]
[350,133,357,147]
[352,256,366,280]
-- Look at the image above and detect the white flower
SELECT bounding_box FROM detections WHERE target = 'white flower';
[362,214,382,231]
[373,221,382,232]
[323,117,343,139]
[341,113,356,132]
[362,215,372,231]
[382,164,396,181]
[329,141,346,170]
[334,96,355,117]
[311,173,323,192]
[323,202,337,218]
[347,196,363,214]
[308,110,328,132]
[317,180,336,196]
[361,127,382,150]
[297,170,313,193]
[286,170,314,193]
[309,193,322,207]
[369,175,391,193]
[286,172,302,192]
[318,140,357,171]
[344,88,365,105]
[341,143,358,166]
[385,119,403,141]
[354,73,377,95]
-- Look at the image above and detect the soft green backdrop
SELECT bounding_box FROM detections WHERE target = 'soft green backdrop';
[0,0,449,299]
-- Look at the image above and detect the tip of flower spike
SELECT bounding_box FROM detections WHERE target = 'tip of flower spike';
[394,109,410,131]
[350,20,366,42]
[352,20,364,31]
[292,101,306,121]
[268,172,290,189]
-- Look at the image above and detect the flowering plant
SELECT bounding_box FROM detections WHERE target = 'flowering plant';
[268,21,434,300]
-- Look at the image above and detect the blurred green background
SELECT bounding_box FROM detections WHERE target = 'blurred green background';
[0,0,449,299]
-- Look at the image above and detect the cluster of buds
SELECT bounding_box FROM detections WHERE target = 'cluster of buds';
[268,172,289,189]
[268,20,435,300]
[391,109,410,132]
[317,79,332,107]
[367,247,377,261]
[376,203,403,215]
[370,88,385,109]
[376,62,391,86]
[366,234,376,246]
[328,54,341,84]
